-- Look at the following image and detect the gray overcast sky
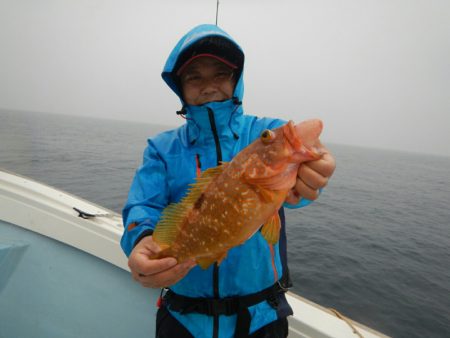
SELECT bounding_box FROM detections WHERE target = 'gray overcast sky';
[1,0,449,156]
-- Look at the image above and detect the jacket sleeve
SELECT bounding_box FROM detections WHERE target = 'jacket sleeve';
[120,140,169,257]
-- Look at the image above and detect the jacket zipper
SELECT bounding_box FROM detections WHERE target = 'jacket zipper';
[207,108,222,165]
[207,107,221,338]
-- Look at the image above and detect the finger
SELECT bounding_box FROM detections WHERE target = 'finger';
[285,189,301,205]
[294,177,319,201]
[145,267,191,287]
[139,237,162,254]
[131,271,140,282]
[138,260,196,288]
[129,256,178,276]
[305,152,336,178]
[134,259,195,280]
[298,164,328,190]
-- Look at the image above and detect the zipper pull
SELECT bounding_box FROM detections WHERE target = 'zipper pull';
[195,154,202,177]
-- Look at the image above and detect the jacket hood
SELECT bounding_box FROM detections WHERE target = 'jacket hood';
[161,24,245,106]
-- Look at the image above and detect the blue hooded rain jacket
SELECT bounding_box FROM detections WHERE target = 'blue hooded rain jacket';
[121,24,312,338]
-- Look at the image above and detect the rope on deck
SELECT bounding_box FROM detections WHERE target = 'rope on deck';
[328,308,365,338]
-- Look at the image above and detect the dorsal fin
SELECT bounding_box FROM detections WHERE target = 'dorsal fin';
[152,203,186,248]
[153,163,227,248]
[186,164,227,202]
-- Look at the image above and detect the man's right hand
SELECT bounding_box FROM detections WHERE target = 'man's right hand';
[128,236,196,288]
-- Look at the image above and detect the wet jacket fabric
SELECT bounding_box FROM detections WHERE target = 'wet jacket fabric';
[121,24,312,338]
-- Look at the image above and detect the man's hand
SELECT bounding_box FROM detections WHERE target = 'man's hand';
[128,236,196,288]
[285,144,336,205]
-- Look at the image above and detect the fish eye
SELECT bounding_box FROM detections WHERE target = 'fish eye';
[260,129,275,144]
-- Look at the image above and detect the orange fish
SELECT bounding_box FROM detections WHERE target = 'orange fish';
[151,119,323,269]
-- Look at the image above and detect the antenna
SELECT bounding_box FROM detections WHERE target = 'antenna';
[215,0,220,26]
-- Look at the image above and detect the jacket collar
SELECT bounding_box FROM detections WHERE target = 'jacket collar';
[184,99,243,145]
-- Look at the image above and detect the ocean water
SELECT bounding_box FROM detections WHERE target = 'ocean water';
[1,109,449,338]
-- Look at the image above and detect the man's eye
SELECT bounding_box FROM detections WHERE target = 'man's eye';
[215,71,232,81]
[183,75,201,84]
[186,75,200,81]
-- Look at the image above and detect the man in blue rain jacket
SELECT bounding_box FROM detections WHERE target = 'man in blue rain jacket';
[121,24,336,338]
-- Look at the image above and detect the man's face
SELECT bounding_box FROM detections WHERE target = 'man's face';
[179,57,236,106]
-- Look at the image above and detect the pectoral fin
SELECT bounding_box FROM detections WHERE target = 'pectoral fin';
[261,212,281,244]
[258,186,275,203]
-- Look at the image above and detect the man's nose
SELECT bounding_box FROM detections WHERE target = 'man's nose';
[200,78,219,93]
[201,76,220,88]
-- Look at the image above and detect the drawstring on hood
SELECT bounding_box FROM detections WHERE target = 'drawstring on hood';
[232,96,242,106]
[176,105,187,117]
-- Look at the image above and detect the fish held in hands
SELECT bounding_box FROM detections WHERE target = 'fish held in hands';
[151,119,323,269]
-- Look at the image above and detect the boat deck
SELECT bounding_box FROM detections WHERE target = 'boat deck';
[0,219,157,338]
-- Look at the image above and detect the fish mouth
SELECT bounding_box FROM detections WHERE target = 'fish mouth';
[284,120,323,161]
[283,121,303,152]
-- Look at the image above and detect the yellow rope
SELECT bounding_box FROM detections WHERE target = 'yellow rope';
[328,308,365,338]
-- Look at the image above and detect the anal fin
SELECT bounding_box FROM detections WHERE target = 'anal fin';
[196,251,228,270]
